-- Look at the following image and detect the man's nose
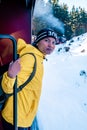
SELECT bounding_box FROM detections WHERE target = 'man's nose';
[48,42,54,47]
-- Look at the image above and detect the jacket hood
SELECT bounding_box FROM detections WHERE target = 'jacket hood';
[17,38,45,58]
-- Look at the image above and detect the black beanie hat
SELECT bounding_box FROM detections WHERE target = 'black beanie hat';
[33,28,57,45]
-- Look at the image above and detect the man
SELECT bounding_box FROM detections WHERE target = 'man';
[1,28,57,130]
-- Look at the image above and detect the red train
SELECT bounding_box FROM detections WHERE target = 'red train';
[0,0,36,130]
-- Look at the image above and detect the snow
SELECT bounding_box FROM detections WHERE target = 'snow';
[37,33,87,130]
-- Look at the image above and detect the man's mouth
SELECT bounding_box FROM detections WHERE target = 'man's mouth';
[47,48,52,51]
[46,48,53,53]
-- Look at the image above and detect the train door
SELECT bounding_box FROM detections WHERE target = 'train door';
[0,0,36,129]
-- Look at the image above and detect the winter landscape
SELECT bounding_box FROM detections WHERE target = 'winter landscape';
[37,32,87,130]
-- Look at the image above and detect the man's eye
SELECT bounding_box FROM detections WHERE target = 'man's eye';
[45,39,48,42]
[52,41,56,45]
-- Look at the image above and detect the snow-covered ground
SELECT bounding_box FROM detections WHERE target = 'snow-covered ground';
[37,33,87,130]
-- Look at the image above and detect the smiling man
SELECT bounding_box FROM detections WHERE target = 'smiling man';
[1,28,57,130]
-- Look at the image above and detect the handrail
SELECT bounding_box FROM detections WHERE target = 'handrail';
[0,34,18,130]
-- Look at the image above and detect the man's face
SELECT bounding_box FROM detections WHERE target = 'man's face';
[37,37,56,55]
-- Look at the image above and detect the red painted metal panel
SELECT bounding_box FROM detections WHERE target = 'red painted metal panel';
[0,1,32,66]
[0,0,36,129]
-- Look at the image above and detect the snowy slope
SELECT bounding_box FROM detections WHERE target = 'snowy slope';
[37,33,87,130]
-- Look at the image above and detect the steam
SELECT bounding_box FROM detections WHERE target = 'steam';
[33,0,65,35]
[33,0,52,17]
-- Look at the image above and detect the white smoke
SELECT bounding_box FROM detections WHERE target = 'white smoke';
[33,0,53,18]
[33,0,65,34]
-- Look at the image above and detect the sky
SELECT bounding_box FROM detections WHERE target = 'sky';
[44,0,87,11]
[35,32,87,130]
[58,0,87,11]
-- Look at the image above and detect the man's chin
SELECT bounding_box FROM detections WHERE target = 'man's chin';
[46,51,53,55]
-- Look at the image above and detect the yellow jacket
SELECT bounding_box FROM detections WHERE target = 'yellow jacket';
[1,39,44,127]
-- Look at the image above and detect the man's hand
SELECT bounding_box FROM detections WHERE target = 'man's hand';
[7,59,21,78]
